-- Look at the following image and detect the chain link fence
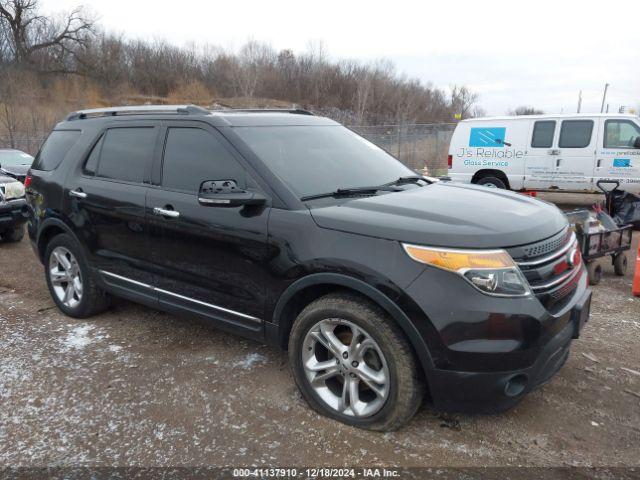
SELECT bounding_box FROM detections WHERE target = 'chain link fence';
[2,123,457,176]
[350,123,456,176]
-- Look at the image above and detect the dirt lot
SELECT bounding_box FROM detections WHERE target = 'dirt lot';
[0,193,639,470]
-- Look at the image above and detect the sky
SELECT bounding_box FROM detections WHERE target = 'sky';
[41,0,640,115]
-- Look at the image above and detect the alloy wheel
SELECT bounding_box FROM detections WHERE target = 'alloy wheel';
[49,246,83,308]
[302,318,390,418]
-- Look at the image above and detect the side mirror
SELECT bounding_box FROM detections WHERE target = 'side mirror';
[198,180,266,207]
[634,136,640,149]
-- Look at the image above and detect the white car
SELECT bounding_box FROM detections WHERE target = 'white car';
[447,113,640,193]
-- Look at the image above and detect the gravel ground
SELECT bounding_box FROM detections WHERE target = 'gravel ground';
[0,192,639,470]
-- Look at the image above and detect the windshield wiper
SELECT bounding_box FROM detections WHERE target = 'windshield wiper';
[301,185,402,201]
[386,175,431,186]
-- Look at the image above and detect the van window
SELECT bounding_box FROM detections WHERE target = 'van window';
[531,121,555,148]
[604,120,640,149]
[97,127,156,183]
[161,128,245,193]
[559,120,593,148]
[32,130,81,171]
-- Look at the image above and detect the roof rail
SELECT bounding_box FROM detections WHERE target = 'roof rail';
[66,104,210,121]
[225,108,314,116]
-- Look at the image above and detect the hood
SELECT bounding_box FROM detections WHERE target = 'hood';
[309,182,567,249]
[0,164,29,178]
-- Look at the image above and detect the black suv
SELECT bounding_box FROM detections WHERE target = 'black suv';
[26,105,591,431]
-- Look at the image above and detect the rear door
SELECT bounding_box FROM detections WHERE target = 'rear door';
[524,119,557,189]
[66,122,159,298]
[552,119,596,191]
[594,118,640,193]
[146,122,269,337]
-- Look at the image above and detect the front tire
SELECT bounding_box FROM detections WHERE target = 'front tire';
[44,234,110,318]
[476,176,507,189]
[1,225,25,243]
[288,292,424,431]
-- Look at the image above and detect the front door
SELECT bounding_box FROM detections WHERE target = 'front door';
[524,120,557,190]
[146,123,270,336]
[552,119,596,191]
[65,123,159,297]
[594,118,640,194]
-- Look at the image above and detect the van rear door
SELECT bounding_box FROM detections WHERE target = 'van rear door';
[552,119,596,191]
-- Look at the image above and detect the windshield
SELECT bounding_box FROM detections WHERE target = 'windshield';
[233,126,414,198]
[0,150,34,167]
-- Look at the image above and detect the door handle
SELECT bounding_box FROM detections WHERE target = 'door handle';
[596,159,603,168]
[69,189,87,199]
[556,159,562,168]
[153,207,180,218]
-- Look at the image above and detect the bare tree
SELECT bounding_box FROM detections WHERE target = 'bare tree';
[0,0,94,71]
[508,106,544,116]
[449,85,479,119]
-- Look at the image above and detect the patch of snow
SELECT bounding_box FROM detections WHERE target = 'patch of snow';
[233,353,268,370]
[62,325,94,350]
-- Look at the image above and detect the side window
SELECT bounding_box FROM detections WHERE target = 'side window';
[32,130,81,171]
[559,120,594,148]
[83,134,104,175]
[97,127,156,183]
[604,120,640,149]
[531,121,555,148]
[161,128,245,193]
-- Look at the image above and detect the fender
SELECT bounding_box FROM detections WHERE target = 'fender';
[272,272,435,373]
[35,217,78,262]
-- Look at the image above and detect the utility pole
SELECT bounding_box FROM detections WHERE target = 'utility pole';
[600,83,609,113]
[577,90,582,113]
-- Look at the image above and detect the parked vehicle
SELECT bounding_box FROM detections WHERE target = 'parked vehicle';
[26,105,591,431]
[448,113,640,193]
[0,173,28,243]
[0,149,34,183]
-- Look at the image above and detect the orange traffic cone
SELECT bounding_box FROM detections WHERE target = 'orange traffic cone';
[633,244,640,297]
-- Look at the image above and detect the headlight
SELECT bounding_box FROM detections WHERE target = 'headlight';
[1,181,25,200]
[402,243,531,297]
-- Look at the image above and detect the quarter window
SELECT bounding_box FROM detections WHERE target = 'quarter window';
[32,130,81,171]
[559,120,594,148]
[604,120,640,149]
[83,135,104,175]
[531,121,555,148]
[161,128,245,193]
[97,127,156,183]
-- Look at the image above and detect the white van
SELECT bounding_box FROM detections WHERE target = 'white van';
[447,113,640,193]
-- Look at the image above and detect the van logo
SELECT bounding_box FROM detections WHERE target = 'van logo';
[613,158,631,168]
[469,127,511,148]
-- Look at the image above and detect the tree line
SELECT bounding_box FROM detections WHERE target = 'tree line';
[0,0,483,151]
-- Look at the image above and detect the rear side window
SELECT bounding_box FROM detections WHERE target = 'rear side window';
[559,120,593,148]
[97,128,156,183]
[32,130,81,171]
[161,128,245,193]
[531,121,555,148]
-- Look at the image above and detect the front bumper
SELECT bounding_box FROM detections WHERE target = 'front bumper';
[401,259,590,413]
[0,198,29,229]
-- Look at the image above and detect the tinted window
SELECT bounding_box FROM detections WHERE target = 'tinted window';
[234,126,414,198]
[97,128,156,183]
[559,120,593,148]
[83,135,104,175]
[32,130,81,171]
[604,120,640,149]
[162,128,245,192]
[531,121,555,148]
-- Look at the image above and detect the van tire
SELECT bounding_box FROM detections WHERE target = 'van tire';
[288,292,424,431]
[476,176,506,189]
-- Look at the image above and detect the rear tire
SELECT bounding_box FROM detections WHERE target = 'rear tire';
[587,262,603,286]
[476,176,506,189]
[288,292,424,431]
[1,225,24,243]
[613,253,628,276]
[44,234,111,318]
